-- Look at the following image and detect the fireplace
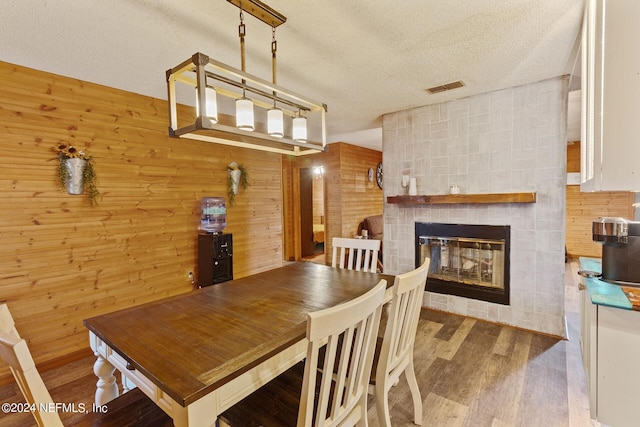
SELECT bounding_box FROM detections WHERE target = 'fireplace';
[415,223,510,305]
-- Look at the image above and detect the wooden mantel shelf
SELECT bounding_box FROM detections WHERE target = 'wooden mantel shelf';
[386,192,537,205]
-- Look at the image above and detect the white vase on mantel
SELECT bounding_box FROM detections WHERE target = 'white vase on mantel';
[64,158,87,195]
[408,178,418,196]
[229,169,241,195]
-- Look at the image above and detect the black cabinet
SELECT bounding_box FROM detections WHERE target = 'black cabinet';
[198,232,233,287]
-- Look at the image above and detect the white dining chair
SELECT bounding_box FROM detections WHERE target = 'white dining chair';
[219,279,387,427]
[0,303,172,427]
[371,257,430,426]
[331,236,381,273]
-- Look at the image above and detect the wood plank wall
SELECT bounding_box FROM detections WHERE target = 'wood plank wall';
[0,61,284,381]
[335,143,383,238]
[565,141,634,258]
[282,143,383,264]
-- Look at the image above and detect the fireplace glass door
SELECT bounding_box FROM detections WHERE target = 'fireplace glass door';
[415,222,510,305]
[419,237,505,290]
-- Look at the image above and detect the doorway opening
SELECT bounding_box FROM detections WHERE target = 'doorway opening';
[301,165,325,264]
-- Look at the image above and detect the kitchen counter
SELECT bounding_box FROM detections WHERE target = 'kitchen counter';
[578,257,640,427]
[579,257,632,310]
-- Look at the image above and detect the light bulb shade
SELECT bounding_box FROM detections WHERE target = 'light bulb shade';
[235,97,255,131]
[195,86,218,123]
[204,86,218,123]
[267,107,284,138]
[292,115,307,142]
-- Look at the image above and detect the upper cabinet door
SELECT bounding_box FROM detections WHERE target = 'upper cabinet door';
[581,0,640,191]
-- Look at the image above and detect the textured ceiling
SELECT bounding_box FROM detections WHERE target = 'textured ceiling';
[1,0,585,151]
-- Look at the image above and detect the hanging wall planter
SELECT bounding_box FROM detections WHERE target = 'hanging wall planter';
[229,169,241,195]
[53,144,100,205]
[64,157,87,195]
[227,162,249,206]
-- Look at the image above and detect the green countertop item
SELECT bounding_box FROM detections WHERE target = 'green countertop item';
[579,257,632,310]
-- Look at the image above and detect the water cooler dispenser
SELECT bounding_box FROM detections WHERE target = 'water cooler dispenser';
[198,197,233,287]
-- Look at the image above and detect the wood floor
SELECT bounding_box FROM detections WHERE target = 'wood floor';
[0,260,599,427]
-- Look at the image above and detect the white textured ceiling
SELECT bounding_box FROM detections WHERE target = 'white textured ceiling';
[1,0,585,151]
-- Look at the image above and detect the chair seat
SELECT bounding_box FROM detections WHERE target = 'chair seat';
[72,387,173,427]
[219,362,306,427]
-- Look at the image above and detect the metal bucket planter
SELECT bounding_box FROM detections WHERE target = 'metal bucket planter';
[64,158,87,195]
[229,169,241,195]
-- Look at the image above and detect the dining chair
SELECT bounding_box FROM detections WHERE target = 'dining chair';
[371,257,430,427]
[219,278,387,427]
[0,303,172,427]
[331,237,381,273]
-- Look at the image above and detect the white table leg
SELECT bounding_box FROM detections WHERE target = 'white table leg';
[171,398,217,427]
[93,353,119,405]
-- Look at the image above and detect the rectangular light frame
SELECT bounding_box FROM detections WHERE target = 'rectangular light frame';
[167,52,327,156]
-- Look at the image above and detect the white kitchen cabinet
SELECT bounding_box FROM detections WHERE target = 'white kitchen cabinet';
[596,306,640,427]
[579,294,640,426]
[578,283,597,419]
[581,0,640,191]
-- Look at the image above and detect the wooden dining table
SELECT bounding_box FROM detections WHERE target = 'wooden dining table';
[83,262,393,427]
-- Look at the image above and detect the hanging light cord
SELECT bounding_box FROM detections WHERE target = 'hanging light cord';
[238,4,247,97]
[239,7,246,73]
[271,25,277,103]
[271,26,277,85]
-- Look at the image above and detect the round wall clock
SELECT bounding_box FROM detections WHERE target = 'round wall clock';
[376,162,383,189]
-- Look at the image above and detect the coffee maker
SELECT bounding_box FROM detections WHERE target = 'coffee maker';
[592,217,640,284]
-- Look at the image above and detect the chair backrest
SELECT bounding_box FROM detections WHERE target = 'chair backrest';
[331,237,381,273]
[377,258,430,383]
[0,304,64,427]
[298,279,386,426]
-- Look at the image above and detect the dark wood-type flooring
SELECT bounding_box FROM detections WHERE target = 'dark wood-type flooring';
[0,260,599,426]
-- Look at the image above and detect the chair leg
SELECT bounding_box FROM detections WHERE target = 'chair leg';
[375,379,392,427]
[404,359,422,425]
[356,393,370,427]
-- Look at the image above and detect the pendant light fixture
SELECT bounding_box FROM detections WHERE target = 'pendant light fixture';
[166,0,328,156]
[235,5,255,131]
[195,86,218,123]
[267,107,284,137]
[292,111,307,142]
[267,26,284,138]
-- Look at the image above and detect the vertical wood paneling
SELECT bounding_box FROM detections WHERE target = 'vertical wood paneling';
[323,145,343,264]
[565,142,634,257]
[282,143,382,264]
[0,61,284,377]
[337,143,383,238]
[281,157,295,261]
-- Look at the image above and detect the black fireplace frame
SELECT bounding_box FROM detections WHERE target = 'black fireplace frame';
[415,222,510,305]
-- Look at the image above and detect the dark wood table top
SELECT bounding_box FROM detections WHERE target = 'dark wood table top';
[84,262,393,406]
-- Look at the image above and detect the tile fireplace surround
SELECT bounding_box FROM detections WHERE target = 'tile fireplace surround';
[382,77,567,337]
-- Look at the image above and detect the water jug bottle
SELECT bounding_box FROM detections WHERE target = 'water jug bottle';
[200,197,226,232]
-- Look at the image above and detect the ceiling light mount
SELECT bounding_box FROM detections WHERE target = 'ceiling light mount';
[226,0,286,27]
